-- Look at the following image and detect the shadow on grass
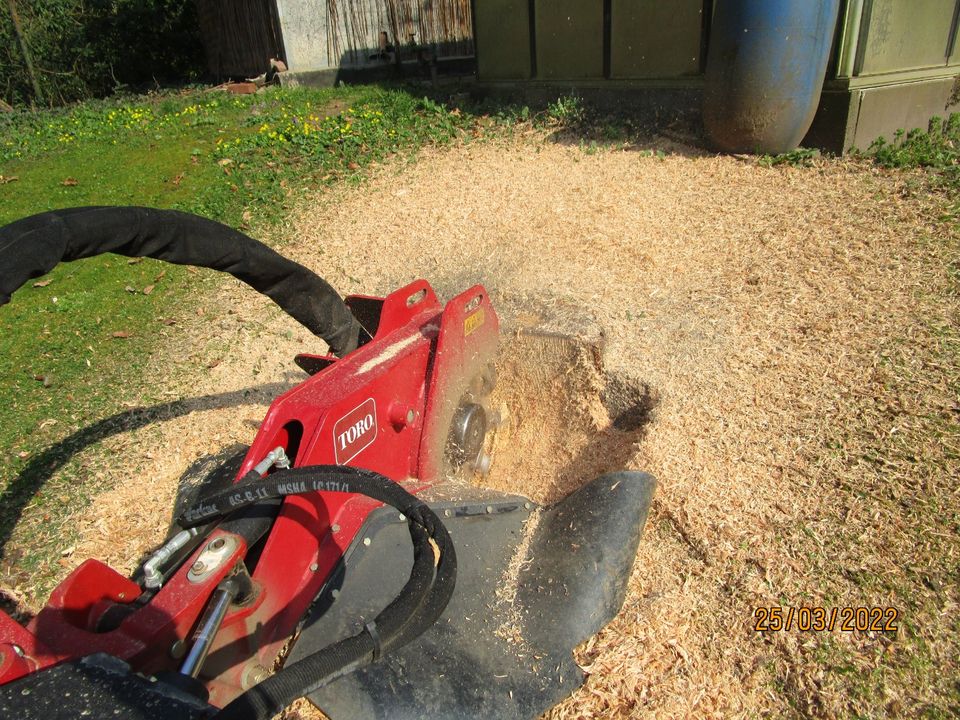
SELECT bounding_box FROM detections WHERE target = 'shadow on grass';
[424,80,710,159]
[0,381,296,559]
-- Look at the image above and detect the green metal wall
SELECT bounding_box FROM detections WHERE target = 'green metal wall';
[610,0,703,78]
[472,0,960,152]
[808,0,960,151]
[535,0,605,79]
[475,0,707,82]
[474,0,532,80]
[858,0,955,73]
[838,0,960,78]
[475,0,960,84]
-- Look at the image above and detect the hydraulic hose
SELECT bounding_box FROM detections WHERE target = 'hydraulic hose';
[0,207,362,356]
[177,466,457,720]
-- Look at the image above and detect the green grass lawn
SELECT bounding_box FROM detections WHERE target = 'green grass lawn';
[1,97,230,465]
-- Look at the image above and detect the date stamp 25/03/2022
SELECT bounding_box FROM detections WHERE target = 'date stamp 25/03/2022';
[753,606,900,633]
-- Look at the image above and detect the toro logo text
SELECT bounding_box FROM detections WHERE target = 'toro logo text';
[333,398,378,464]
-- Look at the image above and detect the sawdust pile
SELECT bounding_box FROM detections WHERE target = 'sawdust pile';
[39,135,957,718]
[281,140,956,718]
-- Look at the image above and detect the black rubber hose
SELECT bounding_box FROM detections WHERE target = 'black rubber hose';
[178,466,457,720]
[0,206,362,356]
[180,466,436,529]
[179,468,457,648]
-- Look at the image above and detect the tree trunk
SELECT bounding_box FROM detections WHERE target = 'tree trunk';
[6,0,44,106]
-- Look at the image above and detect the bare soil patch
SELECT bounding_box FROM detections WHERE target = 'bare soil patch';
[8,135,958,719]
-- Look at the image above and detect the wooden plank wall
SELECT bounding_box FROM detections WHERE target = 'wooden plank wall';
[196,0,474,76]
[327,0,474,67]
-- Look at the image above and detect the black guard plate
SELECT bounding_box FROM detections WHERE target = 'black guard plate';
[287,471,656,720]
[0,654,212,720]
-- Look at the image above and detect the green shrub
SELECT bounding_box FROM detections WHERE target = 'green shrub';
[1,0,202,107]
[867,114,960,172]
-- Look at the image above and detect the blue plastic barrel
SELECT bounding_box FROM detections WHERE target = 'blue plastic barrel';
[703,0,840,153]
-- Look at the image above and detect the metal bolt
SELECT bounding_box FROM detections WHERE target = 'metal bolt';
[523,502,531,510]
[485,506,494,514]
[170,640,186,660]
[398,513,406,522]
[406,409,415,424]
[331,589,340,600]
[475,453,492,476]
[242,663,272,689]
[117,592,125,600]
[210,538,226,550]
[310,563,319,572]
[191,560,206,573]
[444,509,452,517]
[331,524,341,533]
[11,645,23,657]
[363,537,371,546]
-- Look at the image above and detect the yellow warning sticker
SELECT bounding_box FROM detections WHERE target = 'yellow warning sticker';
[464,308,485,336]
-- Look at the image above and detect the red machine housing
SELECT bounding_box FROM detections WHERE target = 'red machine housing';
[0,280,499,707]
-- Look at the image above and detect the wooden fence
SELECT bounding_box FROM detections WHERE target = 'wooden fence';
[195,0,285,78]
[326,0,474,66]
[196,0,474,77]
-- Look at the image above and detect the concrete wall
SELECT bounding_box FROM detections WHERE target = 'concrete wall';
[274,0,333,71]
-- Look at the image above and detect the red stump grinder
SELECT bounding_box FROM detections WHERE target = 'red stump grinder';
[0,207,655,719]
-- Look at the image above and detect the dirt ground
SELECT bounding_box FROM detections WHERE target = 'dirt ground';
[45,134,959,718]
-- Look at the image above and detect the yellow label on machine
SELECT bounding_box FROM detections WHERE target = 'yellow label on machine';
[464,308,485,336]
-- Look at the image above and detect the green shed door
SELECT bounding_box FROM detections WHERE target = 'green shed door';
[610,0,703,78]
[535,0,605,79]
[859,0,957,74]
[475,0,533,80]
